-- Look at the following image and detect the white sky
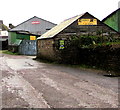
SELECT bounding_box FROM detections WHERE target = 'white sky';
[1,0,120,26]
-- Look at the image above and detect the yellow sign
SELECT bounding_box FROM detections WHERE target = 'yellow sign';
[30,36,36,40]
[78,19,97,25]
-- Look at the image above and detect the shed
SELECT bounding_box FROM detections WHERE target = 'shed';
[102,8,120,33]
[8,16,56,55]
[37,12,120,63]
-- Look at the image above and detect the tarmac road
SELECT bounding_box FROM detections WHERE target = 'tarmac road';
[1,53,119,108]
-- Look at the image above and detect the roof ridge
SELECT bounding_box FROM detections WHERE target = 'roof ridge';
[63,13,86,22]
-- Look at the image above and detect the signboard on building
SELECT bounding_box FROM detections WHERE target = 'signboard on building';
[78,19,97,25]
[31,21,40,24]
[30,36,36,40]
[59,40,65,49]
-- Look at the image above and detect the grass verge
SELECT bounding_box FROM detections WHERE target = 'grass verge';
[35,57,120,77]
[1,50,19,55]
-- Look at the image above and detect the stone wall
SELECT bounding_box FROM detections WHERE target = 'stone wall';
[37,14,120,73]
[37,39,56,61]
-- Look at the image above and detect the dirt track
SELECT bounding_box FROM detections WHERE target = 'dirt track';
[1,53,119,108]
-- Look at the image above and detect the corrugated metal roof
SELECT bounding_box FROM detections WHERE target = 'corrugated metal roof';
[10,16,56,35]
[37,13,85,40]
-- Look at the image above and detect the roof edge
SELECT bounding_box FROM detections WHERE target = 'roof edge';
[10,16,57,31]
[37,12,120,40]
[102,8,120,22]
[37,13,86,40]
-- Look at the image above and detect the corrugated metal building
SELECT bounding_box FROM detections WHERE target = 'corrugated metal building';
[37,12,120,63]
[102,8,120,33]
[8,16,56,55]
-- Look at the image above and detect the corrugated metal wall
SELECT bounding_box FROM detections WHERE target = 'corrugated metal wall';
[8,32,17,45]
[10,17,56,35]
[118,10,120,32]
[8,32,24,45]
[19,40,37,55]
[104,11,119,32]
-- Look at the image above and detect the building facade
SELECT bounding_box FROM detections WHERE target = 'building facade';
[0,20,8,50]
[37,12,120,62]
[8,16,56,55]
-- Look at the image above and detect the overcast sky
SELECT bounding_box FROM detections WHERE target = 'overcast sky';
[1,0,120,26]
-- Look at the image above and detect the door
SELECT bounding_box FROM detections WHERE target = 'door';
[19,40,37,55]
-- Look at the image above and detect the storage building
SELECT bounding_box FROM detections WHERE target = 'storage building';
[8,16,56,55]
[37,12,120,64]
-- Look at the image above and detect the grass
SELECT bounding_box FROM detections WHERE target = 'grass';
[1,50,19,55]
[35,57,98,70]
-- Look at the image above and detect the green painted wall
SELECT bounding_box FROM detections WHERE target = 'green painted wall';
[104,10,120,32]
[9,32,17,44]
[118,10,120,32]
[17,34,30,40]
[9,32,30,45]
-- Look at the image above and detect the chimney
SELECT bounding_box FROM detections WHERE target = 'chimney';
[9,23,15,29]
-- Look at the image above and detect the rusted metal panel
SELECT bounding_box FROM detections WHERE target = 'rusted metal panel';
[19,40,37,55]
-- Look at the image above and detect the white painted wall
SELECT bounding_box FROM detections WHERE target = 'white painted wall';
[0,31,8,36]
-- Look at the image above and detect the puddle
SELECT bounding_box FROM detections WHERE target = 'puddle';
[104,74,120,77]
